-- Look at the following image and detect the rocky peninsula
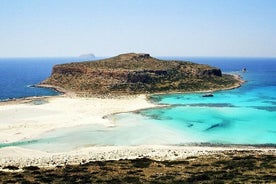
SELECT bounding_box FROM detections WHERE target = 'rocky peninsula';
[39,53,242,96]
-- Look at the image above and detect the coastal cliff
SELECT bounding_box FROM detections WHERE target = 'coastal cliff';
[40,53,241,95]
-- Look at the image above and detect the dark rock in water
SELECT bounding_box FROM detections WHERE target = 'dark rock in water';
[205,123,221,131]
[41,53,241,95]
[202,93,214,97]
[205,121,230,131]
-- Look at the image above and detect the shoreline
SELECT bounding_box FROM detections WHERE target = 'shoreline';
[1,73,245,104]
[0,94,158,144]
[0,73,259,169]
[1,145,275,169]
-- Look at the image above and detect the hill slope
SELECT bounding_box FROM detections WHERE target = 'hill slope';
[40,53,241,95]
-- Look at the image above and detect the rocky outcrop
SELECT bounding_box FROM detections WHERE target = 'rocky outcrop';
[40,53,240,95]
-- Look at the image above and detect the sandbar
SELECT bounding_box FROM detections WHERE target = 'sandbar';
[1,94,275,169]
[0,95,157,144]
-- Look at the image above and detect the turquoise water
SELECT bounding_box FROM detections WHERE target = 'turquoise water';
[138,58,276,145]
[1,57,276,152]
[143,92,276,144]
[135,58,276,145]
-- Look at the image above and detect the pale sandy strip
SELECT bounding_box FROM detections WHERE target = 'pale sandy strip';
[0,95,157,143]
[1,145,275,169]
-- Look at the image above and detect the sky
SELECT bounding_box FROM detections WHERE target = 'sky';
[0,0,276,57]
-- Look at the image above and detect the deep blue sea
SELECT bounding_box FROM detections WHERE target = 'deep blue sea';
[1,57,276,151]
[0,57,92,101]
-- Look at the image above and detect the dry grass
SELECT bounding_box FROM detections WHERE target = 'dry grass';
[1,151,275,183]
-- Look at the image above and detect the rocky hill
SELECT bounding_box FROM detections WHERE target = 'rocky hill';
[40,53,241,95]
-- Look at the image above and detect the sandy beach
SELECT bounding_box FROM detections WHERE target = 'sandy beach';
[0,95,157,144]
[1,94,275,169]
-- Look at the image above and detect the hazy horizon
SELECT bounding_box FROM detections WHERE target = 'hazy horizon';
[1,54,276,59]
[1,0,276,58]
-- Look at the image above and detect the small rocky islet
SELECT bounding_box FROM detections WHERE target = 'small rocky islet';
[40,53,241,96]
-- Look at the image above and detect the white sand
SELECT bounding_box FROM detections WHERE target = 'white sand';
[1,95,275,168]
[0,95,157,143]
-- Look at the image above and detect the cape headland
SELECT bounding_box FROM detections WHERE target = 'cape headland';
[39,53,242,96]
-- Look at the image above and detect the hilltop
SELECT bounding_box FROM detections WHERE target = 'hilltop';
[40,53,242,96]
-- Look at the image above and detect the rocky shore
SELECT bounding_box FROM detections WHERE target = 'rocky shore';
[40,53,242,96]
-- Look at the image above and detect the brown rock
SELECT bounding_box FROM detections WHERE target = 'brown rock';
[40,53,239,95]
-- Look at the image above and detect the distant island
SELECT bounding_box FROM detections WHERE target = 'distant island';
[40,53,242,96]
[79,53,95,58]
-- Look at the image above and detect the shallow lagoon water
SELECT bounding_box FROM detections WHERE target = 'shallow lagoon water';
[16,113,192,152]
[137,58,276,145]
[143,94,276,144]
[1,57,276,152]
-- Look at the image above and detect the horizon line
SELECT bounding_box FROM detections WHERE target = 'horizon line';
[1,55,276,59]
